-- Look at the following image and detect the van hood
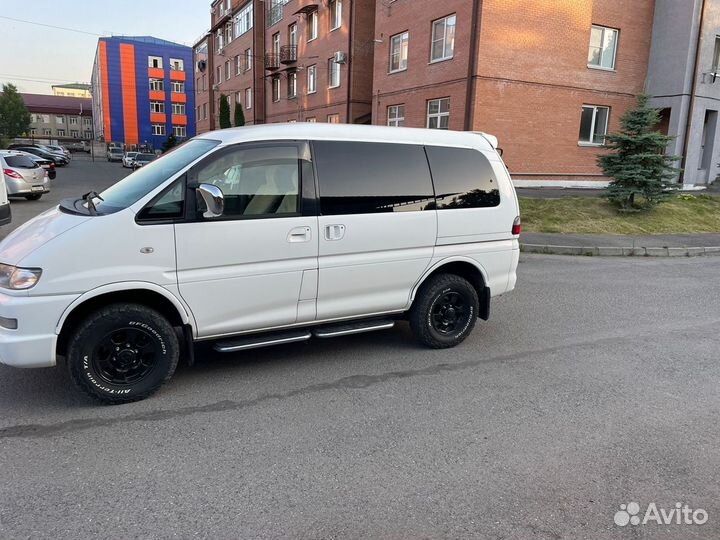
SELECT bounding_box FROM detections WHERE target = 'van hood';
[0,206,90,265]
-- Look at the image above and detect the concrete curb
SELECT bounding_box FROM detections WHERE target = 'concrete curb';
[520,243,720,257]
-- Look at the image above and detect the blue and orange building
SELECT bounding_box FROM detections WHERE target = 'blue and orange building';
[91,36,196,149]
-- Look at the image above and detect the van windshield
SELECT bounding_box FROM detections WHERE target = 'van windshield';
[95,139,219,213]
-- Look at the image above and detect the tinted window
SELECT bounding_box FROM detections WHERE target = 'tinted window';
[425,146,500,208]
[137,179,185,221]
[313,141,434,215]
[195,144,301,218]
[4,155,38,169]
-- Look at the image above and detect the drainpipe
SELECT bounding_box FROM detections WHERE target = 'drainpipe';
[679,0,707,184]
[464,0,482,131]
[346,0,355,124]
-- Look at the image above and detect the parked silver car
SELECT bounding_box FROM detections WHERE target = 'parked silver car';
[0,151,51,200]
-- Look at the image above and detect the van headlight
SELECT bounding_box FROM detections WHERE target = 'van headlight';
[0,264,42,290]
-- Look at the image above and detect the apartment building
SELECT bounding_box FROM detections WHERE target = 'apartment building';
[91,36,196,149]
[51,83,92,98]
[194,34,214,134]
[647,0,720,186]
[372,0,655,186]
[20,93,93,141]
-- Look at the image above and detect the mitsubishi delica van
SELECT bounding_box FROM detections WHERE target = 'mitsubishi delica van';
[0,124,520,404]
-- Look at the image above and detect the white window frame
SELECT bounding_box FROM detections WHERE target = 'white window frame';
[43,128,52,136]
[148,55,163,69]
[289,23,298,47]
[330,0,342,31]
[70,130,79,138]
[308,10,318,41]
[234,3,253,37]
[245,48,253,71]
[152,123,166,136]
[150,101,165,113]
[216,65,222,83]
[389,31,409,73]
[307,64,317,93]
[579,105,610,146]
[57,129,66,137]
[327,114,340,123]
[427,98,450,129]
[69,116,78,125]
[587,25,619,71]
[272,76,281,102]
[430,14,456,63]
[387,104,405,127]
[236,55,242,75]
[169,58,184,71]
[245,87,253,109]
[225,60,231,80]
[306,117,316,123]
[83,117,91,126]
[173,125,187,137]
[288,71,297,98]
[172,103,186,115]
[149,78,164,91]
[56,116,64,124]
[171,81,185,93]
[328,58,341,88]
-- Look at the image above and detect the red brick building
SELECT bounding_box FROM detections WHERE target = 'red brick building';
[372,0,656,186]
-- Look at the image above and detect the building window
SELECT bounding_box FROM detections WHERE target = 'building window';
[172,103,186,115]
[70,130,79,138]
[83,117,91,126]
[330,0,342,30]
[152,123,166,136]
[169,58,184,71]
[579,105,610,145]
[225,22,233,45]
[431,14,456,62]
[41,114,50,123]
[288,71,297,98]
[69,117,78,125]
[171,81,185,93]
[308,10,318,41]
[289,23,298,47]
[273,32,281,57]
[216,29,224,51]
[389,31,409,73]
[225,60,231,80]
[203,102,208,118]
[84,130,92,139]
[56,116,64,124]
[236,55,242,75]
[306,117,316,123]
[43,129,52,136]
[216,65,222,83]
[148,56,163,69]
[328,59,341,88]
[150,78,164,91]
[30,128,37,136]
[197,105,201,119]
[387,105,405,127]
[245,87,253,109]
[327,114,340,123]
[234,2,254,37]
[307,64,317,93]
[57,129,66,137]
[588,25,619,70]
[245,48,252,71]
[713,36,720,71]
[150,101,165,113]
[173,125,187,137]
[272,76,281,102]
[427,98,450,129]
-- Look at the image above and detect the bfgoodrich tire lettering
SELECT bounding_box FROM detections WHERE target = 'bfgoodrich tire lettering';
[409,274,480,349]
[67,303,179,404]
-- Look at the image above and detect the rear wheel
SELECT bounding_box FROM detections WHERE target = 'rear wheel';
[409,274,479,349]
[66,303,179,404]
[24,194,42,201]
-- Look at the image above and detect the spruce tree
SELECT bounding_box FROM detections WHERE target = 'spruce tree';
[234,101,245,127]
[219,94,231,129]
[599,94,680,212]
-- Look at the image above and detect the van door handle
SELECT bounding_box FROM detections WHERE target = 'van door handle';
[288,226,311,243]
[324,224,345,241]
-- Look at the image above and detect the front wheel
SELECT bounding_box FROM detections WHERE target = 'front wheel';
[409,274,479,349]
[67,303,180,404]
[24,194,42,201]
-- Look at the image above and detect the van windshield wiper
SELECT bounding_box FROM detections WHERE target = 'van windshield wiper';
[82,191,104,215]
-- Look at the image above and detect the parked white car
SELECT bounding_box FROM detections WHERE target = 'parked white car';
[0,150,51,200]
[122,151,139,168]
[0,164,10,226]
[0,124,520,404]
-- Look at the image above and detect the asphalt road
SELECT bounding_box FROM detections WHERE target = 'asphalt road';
[1,161,719,539]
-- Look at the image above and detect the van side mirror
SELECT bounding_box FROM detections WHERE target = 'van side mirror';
[196,183,224,219]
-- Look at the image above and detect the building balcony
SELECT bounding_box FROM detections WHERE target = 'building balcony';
[265,53,280,70]
[267,4,283,27]
[280,45,297,64]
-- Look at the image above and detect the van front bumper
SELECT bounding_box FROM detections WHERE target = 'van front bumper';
[0,292,78,368]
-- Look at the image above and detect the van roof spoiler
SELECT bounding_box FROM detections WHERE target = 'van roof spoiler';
[472,132,499,149]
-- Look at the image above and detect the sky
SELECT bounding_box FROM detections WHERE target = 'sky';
[0,0,209,94]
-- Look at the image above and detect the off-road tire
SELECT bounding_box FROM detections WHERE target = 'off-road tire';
[409,274,479,349]
[67,303,179,404]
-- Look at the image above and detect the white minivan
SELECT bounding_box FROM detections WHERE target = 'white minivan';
[0,124,520,404]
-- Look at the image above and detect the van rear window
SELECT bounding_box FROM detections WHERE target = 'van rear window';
[313,141,435,215]
[425,146,500,208]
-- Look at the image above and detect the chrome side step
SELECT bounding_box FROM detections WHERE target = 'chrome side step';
[214,330,311,352]
[313,319,395,339]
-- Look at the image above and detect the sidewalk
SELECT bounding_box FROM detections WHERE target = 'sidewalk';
[520,233,720,257]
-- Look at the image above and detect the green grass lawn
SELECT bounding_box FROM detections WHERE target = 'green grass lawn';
[519,195,720,234]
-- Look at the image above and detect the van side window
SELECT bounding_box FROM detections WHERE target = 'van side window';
[425,146,501,208]
[195,145,301,217]
[313,141,434,215]
[137,179,185,220]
